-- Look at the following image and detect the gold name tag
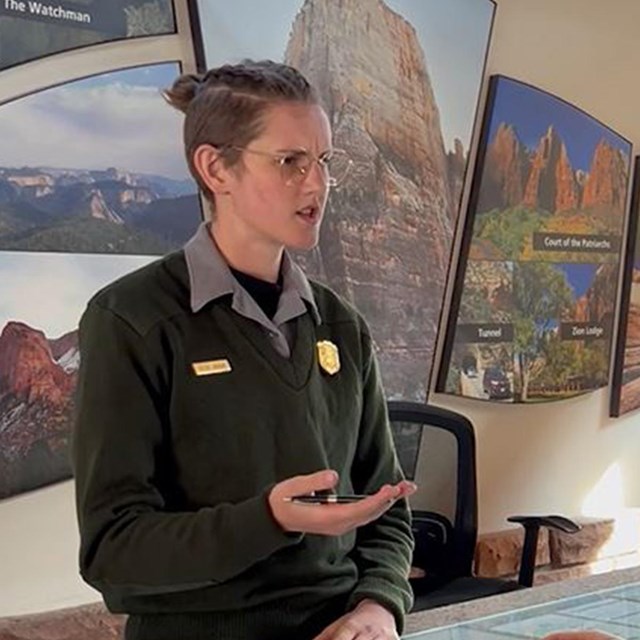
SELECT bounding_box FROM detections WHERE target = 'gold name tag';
[191,359,232,376]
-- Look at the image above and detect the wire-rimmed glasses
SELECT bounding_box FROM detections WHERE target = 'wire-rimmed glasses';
[227,146,352,188]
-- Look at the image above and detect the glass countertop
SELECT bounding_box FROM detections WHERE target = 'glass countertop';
[405,582,640,639]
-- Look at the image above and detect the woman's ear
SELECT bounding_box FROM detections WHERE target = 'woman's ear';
[192,144,233,196]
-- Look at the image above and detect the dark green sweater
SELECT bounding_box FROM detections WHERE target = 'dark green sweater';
[72,250,413,639]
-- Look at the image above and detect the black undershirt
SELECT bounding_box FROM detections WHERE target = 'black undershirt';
[230,267,283,320]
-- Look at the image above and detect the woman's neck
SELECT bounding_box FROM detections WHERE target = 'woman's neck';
[209,219,283,283]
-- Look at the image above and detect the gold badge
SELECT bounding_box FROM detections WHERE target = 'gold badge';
[192,359,232,376]
[316,340,340,375]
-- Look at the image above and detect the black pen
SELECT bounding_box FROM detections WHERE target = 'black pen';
[284,494,369,504]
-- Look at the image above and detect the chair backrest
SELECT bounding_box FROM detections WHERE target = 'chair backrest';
[387,400,478,580]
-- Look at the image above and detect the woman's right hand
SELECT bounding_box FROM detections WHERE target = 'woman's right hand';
[268,469,416,536]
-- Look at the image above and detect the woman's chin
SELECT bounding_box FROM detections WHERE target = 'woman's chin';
[287,232,321,252]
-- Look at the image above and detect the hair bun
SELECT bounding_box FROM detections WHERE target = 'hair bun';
[162,72,205,113]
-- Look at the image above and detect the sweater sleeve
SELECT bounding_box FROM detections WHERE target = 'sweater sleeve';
[72,301,301,600]
[345,330,414,632]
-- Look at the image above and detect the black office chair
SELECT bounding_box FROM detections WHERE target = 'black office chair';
[387,400,580,612]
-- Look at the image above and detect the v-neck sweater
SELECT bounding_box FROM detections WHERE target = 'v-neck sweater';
[72,249,414,639]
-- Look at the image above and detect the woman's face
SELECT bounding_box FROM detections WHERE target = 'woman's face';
[221,101,333,252]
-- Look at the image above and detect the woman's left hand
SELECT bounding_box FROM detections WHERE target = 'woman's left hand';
[312,599,399,640]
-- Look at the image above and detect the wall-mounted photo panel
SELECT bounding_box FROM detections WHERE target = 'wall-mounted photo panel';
[437,75,631,403]
[0,0,176,71]
[0,251,154,500]
[0,62,202,256]
[611,158,640,417]
[189,0,496,400]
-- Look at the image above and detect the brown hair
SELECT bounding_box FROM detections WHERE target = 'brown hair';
[163,60,317,207]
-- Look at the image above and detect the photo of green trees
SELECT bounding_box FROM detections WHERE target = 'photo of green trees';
[438,76,631,403]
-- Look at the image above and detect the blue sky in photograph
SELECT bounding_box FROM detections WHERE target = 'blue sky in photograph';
[0,62,189,179]
[197,0,493,151]
[487,77,631,172]
[556,263,599,299]
[73,63,178,90]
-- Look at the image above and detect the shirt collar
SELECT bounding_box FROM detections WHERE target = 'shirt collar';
[184,222,321,324]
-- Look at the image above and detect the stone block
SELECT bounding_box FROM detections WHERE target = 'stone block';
[475,526,550,578]
[549,517,615,566]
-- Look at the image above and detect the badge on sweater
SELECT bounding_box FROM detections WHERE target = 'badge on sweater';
[192,359,232,376]
[316,340,340,375]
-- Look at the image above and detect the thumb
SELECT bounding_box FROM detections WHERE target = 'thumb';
[283,469,338,497]
[311,616,342,640]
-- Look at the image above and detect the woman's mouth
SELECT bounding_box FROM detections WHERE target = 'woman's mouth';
[296,206,320,224]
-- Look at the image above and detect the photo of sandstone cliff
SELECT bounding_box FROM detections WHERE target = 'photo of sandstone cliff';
[440,76,631,403]
[0,251,153,499]
[195,0,496,400]
[471,77,628,264]
[0,0,174,71]
[0,63,202,256]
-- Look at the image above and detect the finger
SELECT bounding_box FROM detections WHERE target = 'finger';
[324,485,400,526]
[361,484,402,508]
[395,480,418,497]
[285,484,403,536]
[282,469,339,497]
[409,566,426,578]
[327,622,359,640]
[311,617,343,640]
[362,483,416,520]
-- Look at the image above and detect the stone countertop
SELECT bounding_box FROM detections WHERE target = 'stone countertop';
[404,566,640,636]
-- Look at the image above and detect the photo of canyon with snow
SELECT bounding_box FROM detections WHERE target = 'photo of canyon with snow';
[195,0,496,400]
[0,251,154,499]
[440,76,631,403]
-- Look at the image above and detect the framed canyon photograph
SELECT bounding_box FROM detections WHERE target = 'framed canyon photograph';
[0,251,154,500]
[437,75,631,404]
[611,157,640,417]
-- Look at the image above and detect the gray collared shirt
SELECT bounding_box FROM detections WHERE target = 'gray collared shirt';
[184,222,321,358]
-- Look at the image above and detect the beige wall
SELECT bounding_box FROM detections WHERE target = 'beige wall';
[2,0,640,618]
[0,481,95,613]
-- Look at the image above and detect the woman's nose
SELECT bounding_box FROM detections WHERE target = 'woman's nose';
[303,159,330,191]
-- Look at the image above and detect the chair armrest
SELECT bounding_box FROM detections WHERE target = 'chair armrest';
[508,515,581,534]
[507,515,581,587]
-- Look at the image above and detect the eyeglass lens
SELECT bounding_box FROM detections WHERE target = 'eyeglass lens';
[282,150,351,186]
